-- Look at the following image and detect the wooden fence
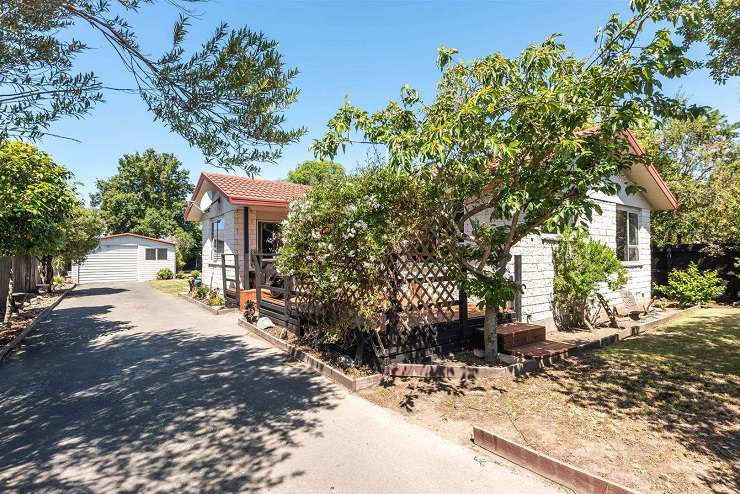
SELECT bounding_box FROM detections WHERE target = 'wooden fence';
[0,256,39,315]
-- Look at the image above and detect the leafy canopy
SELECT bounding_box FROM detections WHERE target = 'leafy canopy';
[0,141,78,257]
[91,149,200,264]
[287,160,346,186]
[311,2,701,359]
[0,1,304,173]
[276,165,434,338]
[639,107,739,250]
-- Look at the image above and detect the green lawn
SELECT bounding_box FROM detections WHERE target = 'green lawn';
[149,278,189,296]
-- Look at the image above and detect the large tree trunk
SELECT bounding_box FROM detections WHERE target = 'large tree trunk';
[483,304,498,362]
[3,264,14,328]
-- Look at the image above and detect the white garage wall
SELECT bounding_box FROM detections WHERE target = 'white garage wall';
[72,235,176,283]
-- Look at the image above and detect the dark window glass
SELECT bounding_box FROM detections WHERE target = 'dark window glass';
[259,222,281,254]
[616,210,639,261]
[157,248,167,260]
[145,248,156,260]
[211,219,225,257]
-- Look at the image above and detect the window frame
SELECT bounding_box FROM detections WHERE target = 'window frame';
[156,248,168,260]
[211,218,225,259]
[145,248,156,261]
[616,208,639,262]
[258,221,281,255]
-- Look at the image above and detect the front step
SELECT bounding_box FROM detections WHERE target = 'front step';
[496,322,546,352]
[509,340,574,359]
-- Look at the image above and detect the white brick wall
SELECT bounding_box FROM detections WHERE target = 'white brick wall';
[199,200,288,291]
[467,180,655,329]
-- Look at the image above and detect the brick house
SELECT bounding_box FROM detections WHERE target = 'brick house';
[186,131,676,329]
[184,172,309,292]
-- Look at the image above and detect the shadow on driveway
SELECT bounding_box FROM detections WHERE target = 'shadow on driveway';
[0,299,338,492]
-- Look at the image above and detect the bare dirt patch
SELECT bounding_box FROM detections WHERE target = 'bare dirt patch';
[361,308,740,494]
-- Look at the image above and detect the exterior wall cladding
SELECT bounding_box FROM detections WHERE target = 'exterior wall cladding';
[470,179,653,330]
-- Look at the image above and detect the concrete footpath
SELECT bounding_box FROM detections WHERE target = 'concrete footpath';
[0,283,563,493]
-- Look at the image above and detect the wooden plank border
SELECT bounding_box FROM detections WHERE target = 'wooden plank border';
[0,284,76,363]
[238,318,383,392]
[473,426,640,494]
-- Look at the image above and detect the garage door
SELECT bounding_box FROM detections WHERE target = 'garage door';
[78,244,138,283]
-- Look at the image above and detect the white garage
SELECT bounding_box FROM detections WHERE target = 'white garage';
[71,233,176,284]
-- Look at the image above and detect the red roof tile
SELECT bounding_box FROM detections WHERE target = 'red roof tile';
[202,172,309,207]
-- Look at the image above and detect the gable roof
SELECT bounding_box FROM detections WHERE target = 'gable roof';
[622,129,678,210]
[185,172,310,221]
[100,233,176,245]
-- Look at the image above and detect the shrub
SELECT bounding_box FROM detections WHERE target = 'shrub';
[552,228,628,330]
[52,275,65,285]
[194,284,209,300]
[654,263,725,307]
[276,165,434,343]
[156,268,174,280]
[207,294,225,307]
[189,270,201,279]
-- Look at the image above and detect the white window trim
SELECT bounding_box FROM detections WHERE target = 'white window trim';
[211,217,225,260]
[616,206,640,263]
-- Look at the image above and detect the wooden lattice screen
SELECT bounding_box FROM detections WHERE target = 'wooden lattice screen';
[255,221,482,363]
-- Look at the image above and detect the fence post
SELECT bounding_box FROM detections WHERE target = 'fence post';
[459,288,469,341]
[221,255,227,298]
[234,253,241,307]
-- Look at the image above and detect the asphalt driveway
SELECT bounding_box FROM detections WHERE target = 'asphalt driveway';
[0,283,561,493]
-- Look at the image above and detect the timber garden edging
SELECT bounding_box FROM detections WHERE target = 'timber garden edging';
[178,292,236,315]
[385,305,703,380]
[473,426,640,494]
[0,284,76,363]
[238,317,384,392]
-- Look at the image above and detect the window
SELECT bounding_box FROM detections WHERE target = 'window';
[145,248,156,260]
[259,222,281,254]
[157,248,167,260]
[211,218,224,258]
[616,209,639,261]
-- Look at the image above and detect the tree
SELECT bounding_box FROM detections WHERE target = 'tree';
[287,160,345,186]
[648,0,740,83]
[51,206,105,275]
[639,108,740,250]
[313,7,697,360]
[91,149,200,267]
[0,141,77,324]
[0,1,305,173]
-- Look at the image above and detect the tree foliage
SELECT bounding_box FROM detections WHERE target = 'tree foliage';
[552,228,628,330]
[648,0,740,83]
[91,149,200,265]
[276,165,433,342]
[0,140,78,257]
[312,4,699,360]
[0,140,78,321]
[287,160,345,186]
[52,206,104,268]
[640,108,739,250]
[0,1,304,172]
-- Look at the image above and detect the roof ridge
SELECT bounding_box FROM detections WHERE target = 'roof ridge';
[203,171,309,187]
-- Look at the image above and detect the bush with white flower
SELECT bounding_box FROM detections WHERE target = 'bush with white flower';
[276,165,434,342]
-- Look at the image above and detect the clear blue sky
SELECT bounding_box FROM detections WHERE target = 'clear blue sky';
[39,0,739,201]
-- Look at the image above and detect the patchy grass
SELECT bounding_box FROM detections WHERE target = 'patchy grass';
[362,308,740,494]
[149,278,189,296]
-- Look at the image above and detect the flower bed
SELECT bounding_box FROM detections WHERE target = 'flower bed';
[238,317,383,392]
[178,292,234,315]
[0,284,75,362]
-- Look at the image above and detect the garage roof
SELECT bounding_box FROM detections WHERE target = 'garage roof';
[100,233,176,245]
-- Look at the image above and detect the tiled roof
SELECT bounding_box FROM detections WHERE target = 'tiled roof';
[203,172,310,207]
